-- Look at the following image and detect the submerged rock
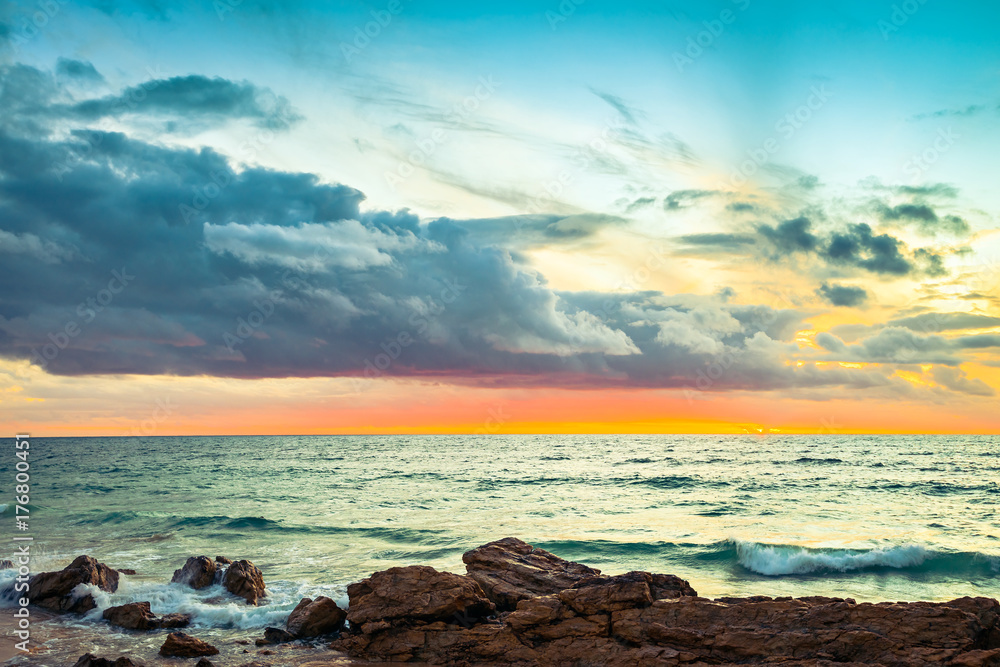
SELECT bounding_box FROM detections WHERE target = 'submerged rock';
[72,654,142,667]
[346,564,495,627]
[223,559,267,605]
[0,559,14,569]
[29,555,120,614]
[286,595,347,638]
[333,538,1000,666]
[158,612,192,628]
[256,626,296,645]
[158,632,220,657]
[171,556,217,590]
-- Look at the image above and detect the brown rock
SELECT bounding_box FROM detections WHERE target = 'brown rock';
[215,556,233,565]
[223,559,267,604]
[256,626,295,645]
[333,540,1000,666]
[171,556,216,589]
[72,655,141,667]
[194,660,216,667]
[158,632,220,657]
[286,596,346,637]
[346,565,495,626]
[951,648,1000,666]
[29,555,120,614]
[158,612,192,628]
[117,568,137,575]
[103,602,158,631]
[0,559,14,569]
[462,537,602,610]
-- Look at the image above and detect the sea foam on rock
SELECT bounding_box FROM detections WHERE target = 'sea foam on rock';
[29,555,120,614]
[331,537,1000,666]
[223,559,267,605]
[170,556,216,589]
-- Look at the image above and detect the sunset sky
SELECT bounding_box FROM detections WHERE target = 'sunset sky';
[2,0,999,435]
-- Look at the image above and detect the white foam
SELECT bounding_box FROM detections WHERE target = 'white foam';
[735,540,928,575]
[75,576,348,629]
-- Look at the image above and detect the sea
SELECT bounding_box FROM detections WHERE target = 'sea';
[1,434,998,664]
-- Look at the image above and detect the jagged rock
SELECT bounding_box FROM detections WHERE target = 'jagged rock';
[215,556,233,565]
[158,612,192,628]
[103,602,158,631]
[256,626,295,645]
[286,596,346,637]
[462,537,603,611]
[72,655,141,667]
[29,555,120,614]
[117,568,137,575]
[333,540,1000,666]
[194,660,216,667]
[171,556,216,590]
[102,601,192,631]
[223,559,266,604]
[0,559,14,569]
[158,632,220,657]
[346,565,495,627]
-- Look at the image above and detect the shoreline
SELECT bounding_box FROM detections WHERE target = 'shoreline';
[5,537,1000,666]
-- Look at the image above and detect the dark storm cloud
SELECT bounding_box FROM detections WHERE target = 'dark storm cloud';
[815,328,1000,368]
[758,217,818,254]
[0,60,986,399]
[876,202,970,236]
[69,75,302,129]
[55,58,104,82]
[817,283,868,307]
[664,189,716,210]
[624,196,656,213]
[675,233,757,250]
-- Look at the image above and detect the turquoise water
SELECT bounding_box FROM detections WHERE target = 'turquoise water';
[1,434,999,662]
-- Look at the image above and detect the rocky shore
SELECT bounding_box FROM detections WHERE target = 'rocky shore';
[17,537,1000,666]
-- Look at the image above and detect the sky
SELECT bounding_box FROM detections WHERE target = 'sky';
[1,0,999,435]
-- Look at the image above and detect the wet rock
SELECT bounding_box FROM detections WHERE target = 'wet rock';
[333,539,1000,666]
[159,612,192,628]
[117,568,137,575]
[159,632,220,657]
[286,596,347,638]
[0,559,14,569]
[462,537,602,611]
[256,627,295,645]
[103,602,158,631]
[29,555,120,614]
[102,601,192,631]
[215,556,233,565]
[346,565,495,627]
[194,660,216,667]
[171,556,217,590]
[72,654,142,667]
[223,559,266,605]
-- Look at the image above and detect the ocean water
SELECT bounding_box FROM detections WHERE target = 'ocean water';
[1,434,998,663]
